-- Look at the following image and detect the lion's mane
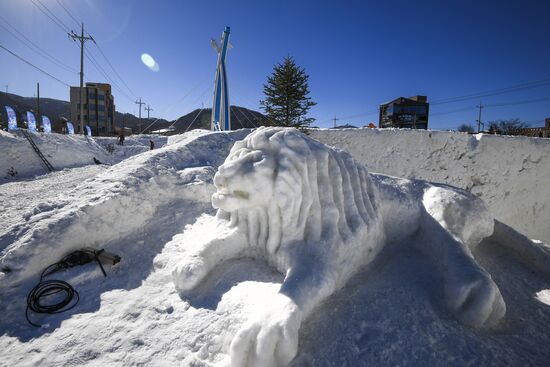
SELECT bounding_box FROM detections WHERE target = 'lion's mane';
[215,128,384,274]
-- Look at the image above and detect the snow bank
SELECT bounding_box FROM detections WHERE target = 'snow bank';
[310,128,550,243]
[0,129,249,285]
[0,130,112,180]
[94,134,169,163]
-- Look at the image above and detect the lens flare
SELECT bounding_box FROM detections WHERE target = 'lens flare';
[141,53,159,72]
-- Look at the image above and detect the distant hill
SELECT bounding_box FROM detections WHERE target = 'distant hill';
[167,106,268,133]
[0,91,268,133]
[0,92,70,122]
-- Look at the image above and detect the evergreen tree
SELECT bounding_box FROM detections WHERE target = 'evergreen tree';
[260,56,316,129]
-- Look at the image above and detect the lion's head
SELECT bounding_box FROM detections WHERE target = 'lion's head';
[212,127,380,261]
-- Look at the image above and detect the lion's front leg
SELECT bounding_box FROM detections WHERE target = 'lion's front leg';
[229,293,302,367]
[172,220,247,294]
[229,246,335,367]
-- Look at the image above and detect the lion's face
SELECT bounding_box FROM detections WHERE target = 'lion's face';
[212,144,277,212]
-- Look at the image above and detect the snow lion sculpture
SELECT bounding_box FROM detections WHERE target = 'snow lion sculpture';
[173,127,506,367]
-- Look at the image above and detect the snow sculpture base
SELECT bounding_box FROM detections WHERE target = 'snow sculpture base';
[173,127,506,367]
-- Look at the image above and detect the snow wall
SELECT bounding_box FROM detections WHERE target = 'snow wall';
[0,132,169,180]
[310,128,550,243]
[94,134,168,163]
[0,130,113,179]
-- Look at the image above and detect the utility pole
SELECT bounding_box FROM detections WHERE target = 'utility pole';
[69,23,94,134]
[476,101,484,133]
[143,105,153,134]
[145,105,153,120]
[135,97,145,133]
[36,82,40,115]
[5,85,7,94]
[332,116,339,128]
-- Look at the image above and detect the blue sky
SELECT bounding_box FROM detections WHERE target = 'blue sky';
[1,0,549,129]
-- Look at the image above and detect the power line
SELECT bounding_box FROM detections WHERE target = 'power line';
[431,78,550,105]
[31,0,71,33]
[0,44,70,87]
[230,108,246,129]
[430,106,475,116]
[183,107,206,133]
[92,43,138,99]
[55,0,138,100]
[430,96,550,117]
[322,77,550,126]
[485,96,550,107]
[83,48,134,103]
[239,106,263,127]
[55,0,81,28]
[168,83,212,130]
[145,77,211,133]
[233,104,256,128]
[0,16,77,74]
[32,0,138,106]
[232,94,274,126]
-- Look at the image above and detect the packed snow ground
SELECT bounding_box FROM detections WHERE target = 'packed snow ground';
[1,128,549,366]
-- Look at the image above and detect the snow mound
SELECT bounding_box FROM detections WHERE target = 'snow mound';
[0,129,250,285]
[310,128,550,243]
[173,127,510,366]
[94,134,169,163]
[0,130,113,179]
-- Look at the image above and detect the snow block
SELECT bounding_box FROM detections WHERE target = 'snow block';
[173,127,506,367]
[311,128,550,244]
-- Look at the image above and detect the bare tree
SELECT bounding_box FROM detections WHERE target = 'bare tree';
[457,123,475,133]
[487,118,528,135]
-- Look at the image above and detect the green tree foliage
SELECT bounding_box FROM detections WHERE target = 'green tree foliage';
[487,118,528,135]
[260,56,316,129]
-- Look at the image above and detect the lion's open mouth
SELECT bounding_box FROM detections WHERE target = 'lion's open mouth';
[216,188,250,200]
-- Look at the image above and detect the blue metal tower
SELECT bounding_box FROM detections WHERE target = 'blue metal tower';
[211,26,231,131]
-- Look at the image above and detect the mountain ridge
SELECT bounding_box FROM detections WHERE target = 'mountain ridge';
[0,91,267,133]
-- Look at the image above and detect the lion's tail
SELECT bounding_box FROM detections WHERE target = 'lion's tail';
[488,220,550,277]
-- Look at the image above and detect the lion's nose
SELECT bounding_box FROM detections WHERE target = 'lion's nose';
[213,171,227,189]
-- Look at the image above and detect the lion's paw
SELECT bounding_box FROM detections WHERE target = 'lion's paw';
[229,294,301,367]
[172,256,209,293]
[445,269,506,327]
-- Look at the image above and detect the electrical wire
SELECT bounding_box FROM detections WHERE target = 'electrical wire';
[83,48,135,103]
[55,0,81,28]
[0,16,77,74]
[231,107,246,129]
[31,0,71,33]
[25,248,120,327]
[183,107,206,133]
[143,77,211,133]
[484,96,550,108]
[230,96,257,128]
[32,0,140,108]
[431,78,550,105]
[54,0,139,100]
[93,43,138,100]
[0,44,70,87]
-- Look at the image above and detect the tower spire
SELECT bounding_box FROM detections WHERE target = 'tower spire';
[211,26,231,131]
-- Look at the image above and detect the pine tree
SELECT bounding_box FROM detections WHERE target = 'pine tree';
[260,56,316,129]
